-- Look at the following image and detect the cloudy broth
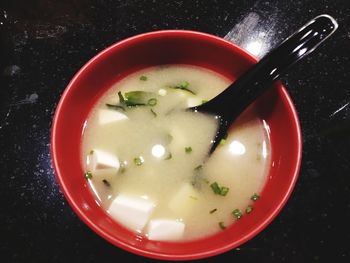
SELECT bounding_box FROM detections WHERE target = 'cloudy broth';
[82,65,270,241]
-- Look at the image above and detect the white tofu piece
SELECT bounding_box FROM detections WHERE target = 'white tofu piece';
[186,97,203,107]
[168,183,199,216]
[108,194,155,231]
[98,109,128,125]
[87,149,120,172]
[147,219,185,241]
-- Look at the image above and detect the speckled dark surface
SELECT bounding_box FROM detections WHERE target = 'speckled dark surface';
[0,0,349,262]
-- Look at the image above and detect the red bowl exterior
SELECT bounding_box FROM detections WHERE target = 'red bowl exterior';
[51,30,302,260]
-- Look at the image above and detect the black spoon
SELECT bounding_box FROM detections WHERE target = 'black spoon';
[190,14,338,154]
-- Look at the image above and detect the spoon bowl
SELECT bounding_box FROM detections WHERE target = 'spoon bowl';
[191,14,338,153]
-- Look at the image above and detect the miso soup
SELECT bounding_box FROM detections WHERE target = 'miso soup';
[82,65,270,241]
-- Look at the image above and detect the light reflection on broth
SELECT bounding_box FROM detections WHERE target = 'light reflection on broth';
[82,65,271,241]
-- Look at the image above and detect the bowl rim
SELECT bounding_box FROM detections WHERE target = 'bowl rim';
[51,29,302,260]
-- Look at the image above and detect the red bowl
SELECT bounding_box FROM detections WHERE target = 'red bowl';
[51,30,302,260]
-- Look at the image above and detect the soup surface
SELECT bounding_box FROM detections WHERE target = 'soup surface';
[82,65,270,241]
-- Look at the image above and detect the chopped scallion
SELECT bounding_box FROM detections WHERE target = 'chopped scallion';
[125,90,157,107]
[191,165,203,188]
[210,182,230,196]
[232,209,243,219]
[180,81,189,88]
[84,171,93,180]
[194,165,202,171]
[251,193,260,201]
[102,179,111,187]
[139,75,147,81]
[210,208,217,214]
[134,156,144,166]
[117,91,159,108]
[189,195,198,200]
[219,221,226,230]
[124,91,152,107]
[150,108,157,117]
[219,133,228,145]
[185,146,192,153]
[147,98,157,106]
[210,182,222,195]
[118,91,125,103]
[164,152,172,160]
[220,186,229,196]
[169,81,196,95]
[201,99,208,104]
[246,205,253,214]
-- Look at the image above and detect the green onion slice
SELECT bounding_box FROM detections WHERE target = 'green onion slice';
[210,182,230,196]
[210,182,222,195]
[246,205,253,214]
[118,91,125,103]
[150,108,157,117]
[220,186,229,196]
[134,156,144,166]
[147,98,157,106]
[232,209,243,219]
[194,165,202,171]
[219,222,226,230]
[169,81,196,95]
[251,193,260,201]
[102,179,111,187]
[185,147,192,153]
[164,152,172,160]
[84,171,93,180]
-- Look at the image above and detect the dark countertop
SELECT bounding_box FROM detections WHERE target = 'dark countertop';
[1,0,349,262]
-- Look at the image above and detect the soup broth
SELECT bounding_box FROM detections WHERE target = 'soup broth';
[82,65,270,241]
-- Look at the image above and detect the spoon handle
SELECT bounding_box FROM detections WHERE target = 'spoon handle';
[196,14,338,120]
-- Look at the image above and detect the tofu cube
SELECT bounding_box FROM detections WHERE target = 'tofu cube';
[98,109,128,125]
[186,97,203,107]
[87,149,120,172]
[147,219,185,241]
[108,194,155,231]
[168,183,199,216]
